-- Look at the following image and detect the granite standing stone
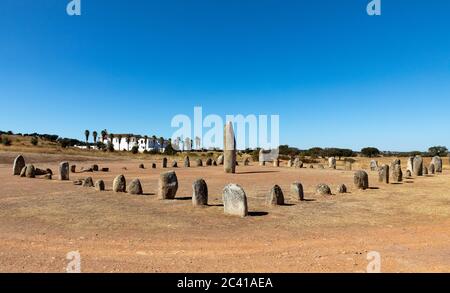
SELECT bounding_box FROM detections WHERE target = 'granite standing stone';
[25,164,36,178]
[59,162,70,180]
[192,178,208,206]
[378,164,389,184]
[113,175,126,192]
[158,171,178,199]
[13,155,25,176]
[354,170,369,190]
[128,179,143,195]
[266,185,285,206]
[316,184,332,196]
[95,180,105,191]
[223,184,248,217]
[413,156,423,176]
[83,177,94,187]
[337,184,347,194]
[328,157,336,169]
[290,182,304,201]
[223,122,237,173]
[431,156,443,173]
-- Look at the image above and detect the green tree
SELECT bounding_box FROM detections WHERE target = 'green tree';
[428,146,448,157]
[361,147,380,158]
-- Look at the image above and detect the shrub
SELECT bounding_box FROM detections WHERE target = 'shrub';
[131,145,139,154]
[31,137,38,146]
[2,136,12,146]
[107,142,115,152]
[163,143,177,156]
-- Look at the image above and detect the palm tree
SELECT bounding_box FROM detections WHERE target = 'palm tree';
[159,137,165,152]
[144,135,148,151]
[108,133,114,150]
[117,135,122,151]
[125,135,130,151]
[84,130,90,149]
[93,131,98,144]
[101,129,108,141]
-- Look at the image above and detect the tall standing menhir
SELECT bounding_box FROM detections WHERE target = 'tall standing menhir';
[223,122,236,174]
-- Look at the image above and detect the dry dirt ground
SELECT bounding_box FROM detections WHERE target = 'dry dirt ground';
[1,151,450,272]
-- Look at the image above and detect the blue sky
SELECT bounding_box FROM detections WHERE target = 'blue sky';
[0,0,449,151]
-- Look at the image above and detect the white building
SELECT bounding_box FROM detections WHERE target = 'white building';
[101,135,168,153]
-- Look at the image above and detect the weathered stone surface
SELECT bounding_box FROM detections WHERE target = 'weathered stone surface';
[152,163,156,169]
[158,171,178,199]
[390,160,403,182]
[171,161,178,168]
[429,163,435,174]
[213,160,217,166]
[70,165,76,173]
[83,177,94,187]
[162,157,168,168]
[138,163,145,169]
[80,167,93,173]
[290,182,304,201]
[287,159,293,168]
[316,184,332,196]
[266,185,285,206]
[354,170,369,190]
[413,156,423,176]
[405,170,412,178]
[223,122,236,174]
[13,155,25,176]
[95,180,105,191]
[294,158,303,168]
[431,156,443,173]
[370,160,378,171]
[73,179,83,186]
[91,164,99,172]
[195,158,203,167]
[337,184,347,194]
[35,168,49,176]
[192,178,208,206]
[25,164,35,178]
[113,175,126,192]
[223,184,248,217]
[20,166,27,177]
[217,154,224,165]
[328,157,336,169]
[345,162,352,171]
[184,156,190,168]
[59,162,70,180]
[423,166,428,175]
[101,167,109,172]
[128,179,143,195]
[206,158,213,166]
[378,164,389,184]
[406,157,414,173]
[243,158,250,166]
